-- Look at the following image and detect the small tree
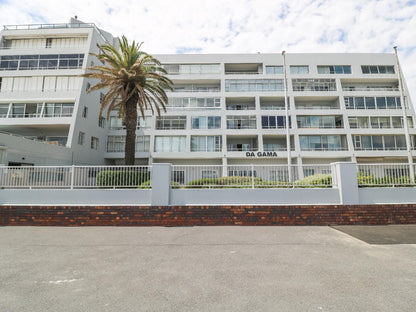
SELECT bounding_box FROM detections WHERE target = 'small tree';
[81,36,172,164]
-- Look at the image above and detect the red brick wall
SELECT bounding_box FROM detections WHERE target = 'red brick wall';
[1,204,416,226]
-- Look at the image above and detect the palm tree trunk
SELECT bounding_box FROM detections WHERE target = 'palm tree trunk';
[124,94,138,165]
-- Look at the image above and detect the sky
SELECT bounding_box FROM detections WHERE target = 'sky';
[1,0,416,101]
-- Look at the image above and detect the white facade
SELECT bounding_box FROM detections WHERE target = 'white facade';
[0,18,116,165]
[1,20,416,167]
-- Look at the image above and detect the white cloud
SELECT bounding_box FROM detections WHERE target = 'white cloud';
[1,0,416,102]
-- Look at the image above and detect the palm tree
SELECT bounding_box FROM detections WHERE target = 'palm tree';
[81,36,172,165]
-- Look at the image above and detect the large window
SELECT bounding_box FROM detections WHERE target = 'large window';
[299,135,344,151]
[317,65,351,74]
[353,135,406,150]
[262,116,291,129]
[361,65,395,74]
[290,66,309,74]
[2,102,74,118]
[226,115,257,129]
[107,136,150,153]
[192,116,221,129]
[0,54,84,71]
[344,96,402,109]
[154,136,186,152]
[155,116,186,130]
[167,97,220,109]
[297,116,342,128]
[265,66,283,74]
[292,79,336,91]
[225,79,284,92]
[191,136,222,152]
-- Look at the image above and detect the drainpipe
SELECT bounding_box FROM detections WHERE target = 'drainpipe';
[394,46,414,183]
[282,51,292,182]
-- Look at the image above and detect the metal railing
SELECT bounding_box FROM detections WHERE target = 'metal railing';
[342,87,399,92]
[225,72,261,75]
[357,163,415,187]
[0,165,152,189]
[171,164,332,188]
[3,23,96,30]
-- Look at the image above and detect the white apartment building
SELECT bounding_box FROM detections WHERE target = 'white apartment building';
[0,18,116,165]
[1,19,416,170]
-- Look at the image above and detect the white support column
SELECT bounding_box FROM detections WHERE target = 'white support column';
[151,163,171,206]
[332,162,359,205]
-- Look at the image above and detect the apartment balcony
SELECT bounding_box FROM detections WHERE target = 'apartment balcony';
[224,63,262,75]
[294,96,340,110]
[226,97,255,110]
[260,97,286,110]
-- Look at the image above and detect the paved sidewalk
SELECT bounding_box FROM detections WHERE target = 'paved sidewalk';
[0,226,415,311]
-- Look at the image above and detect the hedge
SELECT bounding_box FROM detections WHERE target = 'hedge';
[96,170,150,187]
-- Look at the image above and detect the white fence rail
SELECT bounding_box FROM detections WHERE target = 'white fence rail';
[171,164,333,188]
[357,163,415,186]
[0,166,151,189]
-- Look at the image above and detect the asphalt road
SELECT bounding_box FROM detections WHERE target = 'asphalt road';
[0,226,415,312]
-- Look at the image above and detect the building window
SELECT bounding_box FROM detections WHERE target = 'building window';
[82,106,88,118]
[155,116,186,130]
[166,97,221,109]
[78,132,85,145]
[99,92,104,104]
[172,170,185,184]
[262,116,291,129]
[225,79,284,92]
[265,66,283,74]
[192,116,221,129]
[317,65,351,74]
[0,54,84,71]
[292,79,336,91]
[353,135,406,150]
[299,135,344,151]
[45,38,52,48]
[226,115,257,129]
[98,117,105,128]
[361,65,395,74]
[107,136,150,153]
[191,136,222,152]
[86,82,91,91]
[91,137,99,150]
[154,136,186,152]
[290,66,309,74]
[344,97,401,109]
[202,170,218,179]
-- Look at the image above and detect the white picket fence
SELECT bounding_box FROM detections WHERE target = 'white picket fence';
[171,164,333,188]
[0,165,151,189]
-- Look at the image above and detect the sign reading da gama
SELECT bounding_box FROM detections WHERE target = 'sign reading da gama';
[246,151,278,157]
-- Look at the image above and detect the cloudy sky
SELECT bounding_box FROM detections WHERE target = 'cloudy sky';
[1,0,416,100]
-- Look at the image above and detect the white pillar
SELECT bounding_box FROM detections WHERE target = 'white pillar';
[151,163,171,206]
[332,162,359,205]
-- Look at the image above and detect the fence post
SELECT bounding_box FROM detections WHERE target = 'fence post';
[0,164,5,189]
[151,163,171,206]
[251,165,255,189]
[70,165,75,189]
[332,162,359,205]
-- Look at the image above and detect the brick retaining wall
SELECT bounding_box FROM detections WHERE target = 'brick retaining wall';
[1,204,416,226]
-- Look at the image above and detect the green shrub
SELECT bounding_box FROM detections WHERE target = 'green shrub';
[96,170,150,187]
[294,174,332,188]
[357,171,415,187]
[186,176,263,188]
